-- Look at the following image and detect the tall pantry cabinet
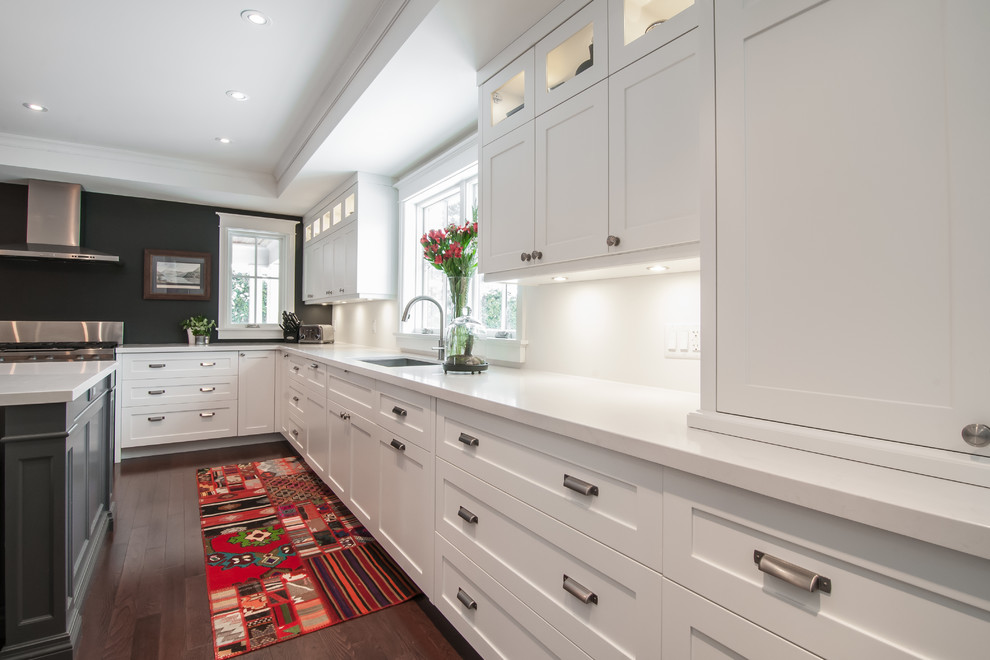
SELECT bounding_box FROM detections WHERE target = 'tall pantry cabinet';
[704,0,990,465]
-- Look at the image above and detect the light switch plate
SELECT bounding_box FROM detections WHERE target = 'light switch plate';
[665,324,701,360]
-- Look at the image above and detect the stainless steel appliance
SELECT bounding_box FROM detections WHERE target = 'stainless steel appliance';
[298,323,334,344]
[0,320,123,362]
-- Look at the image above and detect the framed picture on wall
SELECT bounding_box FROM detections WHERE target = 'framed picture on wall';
[143,249,211,300]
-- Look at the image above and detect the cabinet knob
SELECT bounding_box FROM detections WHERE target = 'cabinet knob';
[339,288,344,293]
[606,235,621,247]
[520,252,531,262]
[239,352,245,357]
[962,423,990,447]
[531,250,542,260]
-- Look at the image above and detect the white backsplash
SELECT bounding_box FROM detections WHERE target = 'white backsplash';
[330,270,701,393]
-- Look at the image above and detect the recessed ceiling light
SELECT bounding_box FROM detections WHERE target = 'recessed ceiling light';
[552,276,568,281]
[215,137,232,144]
[226,90,249,101]
[647,265,669,272]
[241,10,271,26]
[22,102,48,112]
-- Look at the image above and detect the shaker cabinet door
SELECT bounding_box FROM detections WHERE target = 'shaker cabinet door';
[480,124,536,274]
[714,0,990,457]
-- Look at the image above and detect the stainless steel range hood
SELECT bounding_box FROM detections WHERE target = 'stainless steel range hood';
[0,180,120,262]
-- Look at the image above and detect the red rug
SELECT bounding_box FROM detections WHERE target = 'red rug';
[197,456,419,659]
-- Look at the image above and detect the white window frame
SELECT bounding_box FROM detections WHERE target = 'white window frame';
[395,134,527,364]
[217,213,298,340]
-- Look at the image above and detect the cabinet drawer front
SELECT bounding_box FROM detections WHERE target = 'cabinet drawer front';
[285,412,306,454]
[438,402,662,570]
[121,376,237,407]
[662,578,820,660]
[435,534,592,660]
[284,384,307,417]
[121,403,237,448]
[376,381,433,451]
[437,460,661,660]
[286,355,327,396]
[123,352,237,378]
[326,365,374,416]
[663,470,990,660]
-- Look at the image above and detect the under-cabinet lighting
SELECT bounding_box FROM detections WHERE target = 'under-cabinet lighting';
[241,10,270,26]
[22,102,48,112]
[226,90,250,101]
[647,265,669,272]
[552,276,568,281]
[215,137,232,144]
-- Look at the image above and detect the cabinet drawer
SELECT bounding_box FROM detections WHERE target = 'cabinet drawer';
[435,534,592,660]
[286,354,327,396]
[122,352,237,378]
[437,460,661,660]
[376,381,433,451]
[121,375,237,407]
[284,384,306,418]
[326,365,375,417]
[438,401,662,571]
[285,412,306,455]
[662,578,820,660]
[121,402,237,448]
[663,470,990,660]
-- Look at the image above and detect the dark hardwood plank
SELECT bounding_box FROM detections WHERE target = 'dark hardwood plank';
[74,439,477,660]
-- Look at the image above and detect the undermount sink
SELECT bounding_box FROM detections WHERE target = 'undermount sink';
[359,356,438,368]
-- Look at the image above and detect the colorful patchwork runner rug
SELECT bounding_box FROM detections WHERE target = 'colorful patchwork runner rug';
[197,456,419,659]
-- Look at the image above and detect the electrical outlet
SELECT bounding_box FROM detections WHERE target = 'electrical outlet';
[665,324,701,360]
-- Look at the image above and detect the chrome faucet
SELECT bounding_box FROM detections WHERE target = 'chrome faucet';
[400,296,445,362]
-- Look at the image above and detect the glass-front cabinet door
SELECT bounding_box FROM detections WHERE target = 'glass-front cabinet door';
[608,0,700,72]
[481,49,535,145]
[536,0,608,114]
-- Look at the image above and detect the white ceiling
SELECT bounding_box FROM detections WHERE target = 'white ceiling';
[0,0,561,216]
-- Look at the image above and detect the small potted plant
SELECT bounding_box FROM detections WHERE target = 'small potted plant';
[181,315,216,345]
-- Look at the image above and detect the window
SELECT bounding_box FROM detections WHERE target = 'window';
[217,213,298,339]
[396,135,522,361]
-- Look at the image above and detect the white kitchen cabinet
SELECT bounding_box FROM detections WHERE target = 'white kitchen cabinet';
[662,578,821,660]
[325,396,351,500]
[663,469,990,659]
[480,124,536,273]
[710,0,990,458]
[302,388,329,477]
[346,411,380,530]
[534,0,608,115]
[607,23,703,253]
[301,172,397,304]
[607,0,700,74]
[236,350,275,436]
[481,49,535,146]
[535,80,609,265]
[377,429,434,600]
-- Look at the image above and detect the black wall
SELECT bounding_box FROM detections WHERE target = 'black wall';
[0,182,331,343]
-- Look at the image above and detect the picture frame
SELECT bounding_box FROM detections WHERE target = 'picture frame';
[143,249,211,301]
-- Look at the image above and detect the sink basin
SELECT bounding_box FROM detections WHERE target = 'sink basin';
[359,357,438,368]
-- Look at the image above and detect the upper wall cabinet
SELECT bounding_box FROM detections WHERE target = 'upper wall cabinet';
[535,0,609,115]
[302,173,397,305]
[608,0,698,73]
[481,50,535,146]
[712,0,990,458]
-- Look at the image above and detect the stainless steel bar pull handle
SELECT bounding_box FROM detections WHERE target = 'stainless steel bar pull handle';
[563,474,599,497]
[149,363,166,368]
[458,432,479,447]
[456,587,477,611]
[392,405,407,417]
[457,506,479,524]
[310,363,319,369]
[201,362,215,367]
[148,416,165,422]
[390,439,406,451]
[563,575,598,605]
[200,387,215,392]
[754,551,831,594]
[200,412,216,418]
[148,390,165,395]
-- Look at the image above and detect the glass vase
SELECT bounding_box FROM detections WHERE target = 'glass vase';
[444,276,488,373]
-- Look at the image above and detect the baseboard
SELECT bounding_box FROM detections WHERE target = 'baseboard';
[120,433,284,460]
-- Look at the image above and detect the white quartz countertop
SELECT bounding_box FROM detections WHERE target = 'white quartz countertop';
[0,361,117,405]
[115,341,990,561]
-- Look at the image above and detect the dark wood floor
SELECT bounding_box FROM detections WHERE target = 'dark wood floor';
[75,439,479,660]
